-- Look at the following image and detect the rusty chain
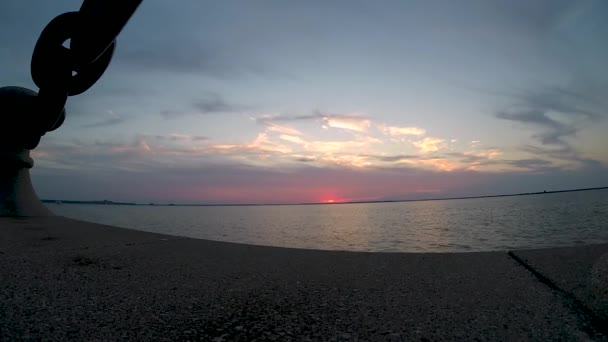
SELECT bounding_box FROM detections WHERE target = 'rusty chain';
[22,0,142,148]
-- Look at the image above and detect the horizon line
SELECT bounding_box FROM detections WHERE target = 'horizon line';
[42,186,608,207]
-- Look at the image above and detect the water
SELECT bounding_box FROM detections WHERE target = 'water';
[48,190,608,253]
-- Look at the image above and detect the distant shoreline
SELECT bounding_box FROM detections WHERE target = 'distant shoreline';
[42,186,608,207]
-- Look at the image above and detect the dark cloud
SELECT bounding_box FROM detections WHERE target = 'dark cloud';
[144,134,208,142]
[440,152,487,164]
[386,151,560,173]
[365,154,419,162]
[505,158,555,171]
[81,115,127,128]
[159,109,177,117]
[256,110,369,124]
[496,87,602,148]
[256,113,323,124]
[522,145,577,160]
[161,93,243,118]
[117,44,260,78]
[192,94,240,114]
[495,86,605,168]
[111,0,279,79]
[497,108,576,146]
[521,145,602,170]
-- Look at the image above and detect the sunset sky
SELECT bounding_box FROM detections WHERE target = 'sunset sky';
[2,0,607,204]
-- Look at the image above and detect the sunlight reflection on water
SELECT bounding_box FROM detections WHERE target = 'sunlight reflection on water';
[48,190,608,252]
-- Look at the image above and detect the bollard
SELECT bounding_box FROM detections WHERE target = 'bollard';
[0,1,142,217]
[0,87,54,216]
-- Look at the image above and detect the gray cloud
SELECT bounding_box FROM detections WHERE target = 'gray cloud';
[81,113,127,128]
[441,152,487,164]
[256,113,323,124]
[118,43,260,78]
[32,144,608,204]
[364,154,419,162]
[143,134,209,142]
[256,110,369,124]
[495,86,605,168]
[161,93,243,118]
[521,145,602,171]
[112,0,277,79]
[507,158,555,170]
[30,136,608,204]
[496,87,602,148]
[192,94,240,114]
[497,108,576,146]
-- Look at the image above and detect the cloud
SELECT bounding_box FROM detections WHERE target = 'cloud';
[192,94,240,114]
[413,137,445,153]
[81,111,127,128]
[140,134,209,142]
[507,158,555,171]
[31,131,608,204]
[263,123,303,136]
[496,87,603,148]
[520,144,604,172]
[117,35,270,79]
[33,142,608,204]
[305,136,382,155]
[497,108,576,146]
[382,126,426,137]
[255,112,324,126]
[279,134,306,145]
[322,116,371,132]
[277,133,383,166]
[417,159,460,172]
[161,93,242,118]
[365,154,419,162]
[255,111,372,132]
[210,133,292,156]
[255,113,322,123]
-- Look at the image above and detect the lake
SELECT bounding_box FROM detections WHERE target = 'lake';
[47,189,608,252]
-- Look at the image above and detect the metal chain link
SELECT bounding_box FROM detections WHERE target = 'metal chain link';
[28,0,142,138]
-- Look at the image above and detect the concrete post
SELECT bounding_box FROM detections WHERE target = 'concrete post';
[0,149,52,216]
[0,86,58,217]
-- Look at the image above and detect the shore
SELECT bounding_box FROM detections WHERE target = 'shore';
[1,216,607,341]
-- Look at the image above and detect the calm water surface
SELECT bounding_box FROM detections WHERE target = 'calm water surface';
[48,190,608,252]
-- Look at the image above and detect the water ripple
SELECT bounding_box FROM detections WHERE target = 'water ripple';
[49,190,608,252]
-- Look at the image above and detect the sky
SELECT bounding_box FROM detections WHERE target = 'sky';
[1,0,607,204]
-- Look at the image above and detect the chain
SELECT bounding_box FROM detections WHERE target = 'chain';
[29,0,142,138]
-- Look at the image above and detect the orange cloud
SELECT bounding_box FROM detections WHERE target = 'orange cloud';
[305,136,382,154]
[323,116,371,132]
[210,133,292,155]
[266,123,303,136]
[383,125,426,136]
[279,134,306,145]
[413,137,445,153]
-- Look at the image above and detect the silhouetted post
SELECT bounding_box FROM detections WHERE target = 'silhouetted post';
[0,0,141,217]
[0,147,52,216]
[0,87,59,216]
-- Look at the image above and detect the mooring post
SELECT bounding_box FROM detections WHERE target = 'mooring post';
[0,0,142,217]
[0,86,57,216]
[0,148,52,217]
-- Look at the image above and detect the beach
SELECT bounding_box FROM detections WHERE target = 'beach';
[1,216,607,341]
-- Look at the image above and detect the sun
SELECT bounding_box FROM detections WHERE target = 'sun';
[326,199,335,203]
